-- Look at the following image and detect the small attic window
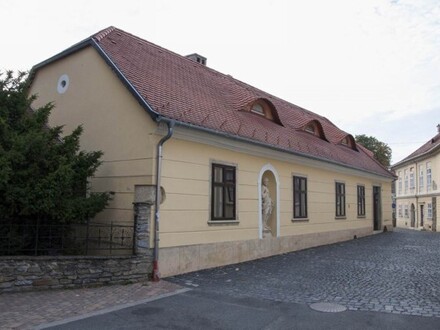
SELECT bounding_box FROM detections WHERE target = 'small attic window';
[251,103,265,116]
[301,120,328,142]
[305,124,316,134]
[245,98,282,125]
[340,135,358,151]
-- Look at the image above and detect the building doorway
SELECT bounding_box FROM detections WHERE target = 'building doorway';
[373,186,381,230]
[420,205,424,228]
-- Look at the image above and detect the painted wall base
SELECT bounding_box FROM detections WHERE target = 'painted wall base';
[160,227,373,277]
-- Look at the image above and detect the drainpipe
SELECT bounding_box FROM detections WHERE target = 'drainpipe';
[152,118,175,281]
[415,161,419,228]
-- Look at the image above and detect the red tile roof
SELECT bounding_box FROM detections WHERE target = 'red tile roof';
[393,131,440,167]
[39,26,395,178]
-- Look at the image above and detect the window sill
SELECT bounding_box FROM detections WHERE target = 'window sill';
[357,216,366,219]
[335,216,346,220]
[291,218,309,222]
[208,220,239,226]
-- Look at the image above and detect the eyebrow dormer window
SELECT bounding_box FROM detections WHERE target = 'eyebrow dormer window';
[251,103,265,116]
[305,124,316,134]
[340,135,358,151]
[245,98,283,126]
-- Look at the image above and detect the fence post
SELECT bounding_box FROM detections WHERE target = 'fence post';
[133,186,155,256]
[35,217,40,256]
[85,220,90,255]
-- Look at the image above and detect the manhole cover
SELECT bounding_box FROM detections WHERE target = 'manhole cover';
[309,302,347,313]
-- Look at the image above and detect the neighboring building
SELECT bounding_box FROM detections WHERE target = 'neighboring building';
[392,125,440,231]
[29,27,395,277]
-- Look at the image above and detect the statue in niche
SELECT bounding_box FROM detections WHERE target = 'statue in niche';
[261,177,274,234]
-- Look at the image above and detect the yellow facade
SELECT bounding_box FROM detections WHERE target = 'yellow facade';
[29,45,393,276]
[29,47,159,224]
[394,152,439,231]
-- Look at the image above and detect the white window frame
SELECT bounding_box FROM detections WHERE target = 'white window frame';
[409,167,415,192]
[404,169,408,194]
[398,171,402,196]
[427,203,432,219]
[427,162,432,192]
[419,165,424,193]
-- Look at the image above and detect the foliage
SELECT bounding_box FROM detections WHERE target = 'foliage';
[355,134,392,167]
[0,70,110,223]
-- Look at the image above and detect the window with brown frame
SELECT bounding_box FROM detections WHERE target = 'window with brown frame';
[335,182,346,217]
[357,185,365,216]
[293,176,308,219]
[211,164,236,220]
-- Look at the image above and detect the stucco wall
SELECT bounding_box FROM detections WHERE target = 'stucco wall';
[29,47,158,224]
[394,151,440,230]
[159,135,393,248]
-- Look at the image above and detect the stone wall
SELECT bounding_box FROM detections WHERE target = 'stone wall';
[0,185,155,294]
[0,255,151,293]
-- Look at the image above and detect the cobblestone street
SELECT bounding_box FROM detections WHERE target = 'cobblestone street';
[169,228,440,318]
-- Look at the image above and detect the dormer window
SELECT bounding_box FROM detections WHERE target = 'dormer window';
[251,103,265,116]
[340,135,358,151]
[305,124,316,134]
[244,98,283,126]
[301,120,328,142]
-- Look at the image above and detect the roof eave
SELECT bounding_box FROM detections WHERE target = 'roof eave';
[158,116,395,180]
[392,143,440,169]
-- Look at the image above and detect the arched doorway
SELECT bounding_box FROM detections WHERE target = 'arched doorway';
[258,164,280,239]
[410,203,416,227]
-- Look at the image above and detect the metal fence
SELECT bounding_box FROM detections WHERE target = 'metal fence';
[0,220,135,256]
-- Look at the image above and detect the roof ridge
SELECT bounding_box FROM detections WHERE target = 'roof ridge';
[93,26,117,42]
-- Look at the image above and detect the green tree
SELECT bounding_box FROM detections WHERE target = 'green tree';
[355,134,392,167]
[0,71,110,223]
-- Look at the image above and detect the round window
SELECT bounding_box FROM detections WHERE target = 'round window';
[57,74,70,94]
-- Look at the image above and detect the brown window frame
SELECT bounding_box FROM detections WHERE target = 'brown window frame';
[357,185,366,216]
[335,182,346,217]
[211,163,236,220]
[293,176,308,219]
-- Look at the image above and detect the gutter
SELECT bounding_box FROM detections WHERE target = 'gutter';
[152,118,175,281]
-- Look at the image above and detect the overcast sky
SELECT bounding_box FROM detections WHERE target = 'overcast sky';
[1,0,439,164]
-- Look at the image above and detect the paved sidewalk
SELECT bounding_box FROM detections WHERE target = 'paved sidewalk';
[0,280,182,329]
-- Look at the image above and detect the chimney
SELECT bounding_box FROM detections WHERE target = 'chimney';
[437,124,440,133]
[186,53,207,66]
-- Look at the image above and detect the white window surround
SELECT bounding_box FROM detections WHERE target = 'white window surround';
[427,162,432,192]
[258,164,280,239]
[427,203,432,219]
[398,172,402,196]
[57,74,70,94]
[404,169,408,194]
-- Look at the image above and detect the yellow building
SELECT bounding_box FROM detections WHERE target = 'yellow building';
[29,27,394,277]
[392,125,440,231]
